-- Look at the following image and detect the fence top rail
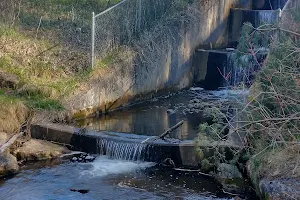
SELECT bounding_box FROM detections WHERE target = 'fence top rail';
[94,0,128,18]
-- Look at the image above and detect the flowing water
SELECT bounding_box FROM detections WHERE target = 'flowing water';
[0,157,255,200]
[0,88,255,199]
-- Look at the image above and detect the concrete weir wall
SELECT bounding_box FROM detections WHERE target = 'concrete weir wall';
[65,0,252,118]
[31,123,240,167]
[31,123,196,166]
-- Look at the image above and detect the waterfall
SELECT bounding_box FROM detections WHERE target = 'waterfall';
[222,50,267,88]
[257,10,279,26]
[96,139,151,161]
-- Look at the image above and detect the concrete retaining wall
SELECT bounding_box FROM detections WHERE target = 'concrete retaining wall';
[64,0,252,118]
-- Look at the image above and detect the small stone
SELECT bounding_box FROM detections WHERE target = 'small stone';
[70,188,90,194]
[78,158,83,162]
[84,155,95,162]
[188,104,194,109]
[193,103,201,109]
[71,157,78,162]
[80,153,88,158]
[166,109,175,114]
[190,87,204,91]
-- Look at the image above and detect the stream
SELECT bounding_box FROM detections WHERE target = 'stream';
[0,156,256,200]
[0,88,256,200]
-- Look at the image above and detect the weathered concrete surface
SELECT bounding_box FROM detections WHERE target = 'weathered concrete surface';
[253,0,287,9]
[31,123,241,168]
[64,0,252,118]
[229,8,280,44]
[13,139,71,161]
[0,151,18,177]
[193,49,267,89]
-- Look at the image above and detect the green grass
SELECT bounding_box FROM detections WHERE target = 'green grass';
[18,0,121,29]
[0,24,120,111]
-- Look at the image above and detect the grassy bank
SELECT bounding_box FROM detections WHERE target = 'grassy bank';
[0,0,124,133]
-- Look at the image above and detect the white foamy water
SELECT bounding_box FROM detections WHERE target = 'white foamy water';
[80,156,155,177]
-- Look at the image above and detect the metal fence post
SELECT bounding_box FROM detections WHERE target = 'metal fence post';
[91,12,95,68]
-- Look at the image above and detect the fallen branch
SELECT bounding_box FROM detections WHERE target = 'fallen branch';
[173,168,213,177]
[159,120,184,139]
[0,132,24,155]
[141,120,184,143]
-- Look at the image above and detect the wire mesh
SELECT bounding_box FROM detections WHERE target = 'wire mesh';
[92,0,176,62]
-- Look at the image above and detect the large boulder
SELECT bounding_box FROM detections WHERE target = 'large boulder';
[0,151,19,177]
[217,163,243,179]
[13,139,70,161]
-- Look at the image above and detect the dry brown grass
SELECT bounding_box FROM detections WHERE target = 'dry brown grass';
[0,96,29,135]
[258,145,300,179]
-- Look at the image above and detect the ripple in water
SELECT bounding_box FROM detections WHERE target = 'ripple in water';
[0,156,242,200]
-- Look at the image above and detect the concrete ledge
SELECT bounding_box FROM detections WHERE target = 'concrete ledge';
[31,123,241,167]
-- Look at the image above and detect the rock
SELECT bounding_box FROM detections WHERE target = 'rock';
[166,109,175,114]
[187,103,194,109]
[193,103,201,109]
[0,70,19,88]
[71,157,78,162]
[190,87,204,91]
[217,163,242,179]
[70,153,96,163]
[260,179,300,200]
[0,132,8,146]
[85,155,95,162]
[13,139,70,161]
[0,151,19,177]
[161,158,175,168]
[70,188,90,194]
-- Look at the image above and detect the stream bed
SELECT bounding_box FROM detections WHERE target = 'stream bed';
[0,156,256,200]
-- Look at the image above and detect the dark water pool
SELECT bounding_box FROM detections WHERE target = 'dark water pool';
[76,88,248,140]
[0,156,254,200]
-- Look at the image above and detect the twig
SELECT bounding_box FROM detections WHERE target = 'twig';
[173,168,213,177]
[36,44,59,57]
[222,189,239,196]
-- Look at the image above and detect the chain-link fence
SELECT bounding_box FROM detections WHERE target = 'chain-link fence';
[91,0,178,67]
